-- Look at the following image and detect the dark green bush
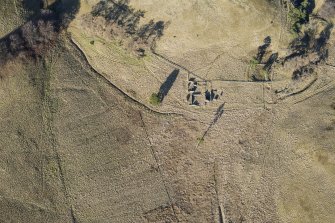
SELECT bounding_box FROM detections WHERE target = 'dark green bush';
[289,0,310,34]
[149,93,161,105]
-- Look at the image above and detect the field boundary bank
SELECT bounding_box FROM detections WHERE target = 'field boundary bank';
[69,36,186,118]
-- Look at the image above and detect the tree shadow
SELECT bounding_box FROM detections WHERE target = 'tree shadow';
[157,69,179,102]
[291,0,315,15]
[288,30,312,54]
[289,0,315,33]
[91,0,167,49]
[286,22,333,62]
[256,36,271,62]
[315,23,333,56]
[264,52,279,71]
[284,19,333,80]
[0,0,80,66]
[23,0,44,20]
[250,36,275,81]
[48,0,81,28]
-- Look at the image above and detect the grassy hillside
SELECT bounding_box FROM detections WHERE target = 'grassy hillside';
[0,0,41,37]
[0,0,334,222]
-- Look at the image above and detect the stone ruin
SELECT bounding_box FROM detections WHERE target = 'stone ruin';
[187,78,222,106]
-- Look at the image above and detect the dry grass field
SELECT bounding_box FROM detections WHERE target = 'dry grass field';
[69,0,285,110]
[0,0,334,222]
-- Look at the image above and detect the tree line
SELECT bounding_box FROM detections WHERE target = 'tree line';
[92,0,167,48]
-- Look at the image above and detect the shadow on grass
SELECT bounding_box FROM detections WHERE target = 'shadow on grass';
[91,0,167,49]
[291,0,315,14]
[256,36,271,62]
[158,69,179,102]
[0,0,80,66]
